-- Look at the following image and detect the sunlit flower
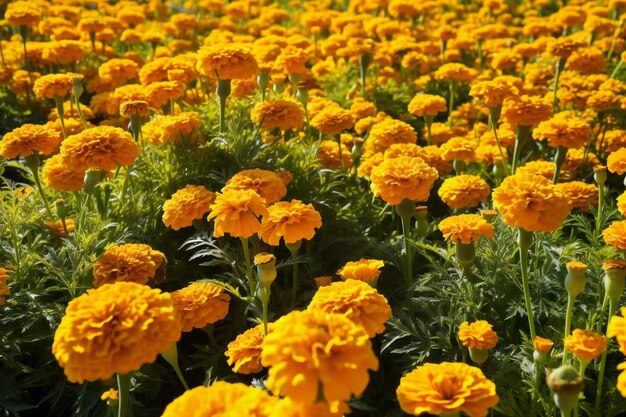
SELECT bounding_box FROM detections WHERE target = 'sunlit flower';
[226,324,270,374]
[171,282,230,332]
[459,320,498,350]
[370,156,439,205]
[207,189,268,238]
[93,243,167,287]
[438,175,490,209]
[439,214,495,244]
[60,126,139,171]
[259,200,322,246]
[223,169,288,204]
[162,185,216,230]
[564,329,607,362]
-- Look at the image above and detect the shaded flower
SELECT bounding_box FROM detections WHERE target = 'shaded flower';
[225,323,270,374]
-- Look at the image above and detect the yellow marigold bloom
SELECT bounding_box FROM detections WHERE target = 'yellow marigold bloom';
[407,94,447,117]
[337,259,384,285]
[458,320,498,350]
[261,310,378,405]
[438,175,490,209]
[492,173,570,232]
[162,381,278,417]
[146,81,185,108]
[93,243,167,287]
[433,63,478,83]
[208,189,268,238]
[533,113,592,149]
[5,5,41,27]
[0,124,61,159]
[52,282,181,383]
[42,154,85,192]
[546,36,586,59]
[33,73,74,100]
[469,79,519,108]
[350,98,376,120]
[275,45,309,75]
[98,59,139,84]
[100,389,118,401]
[607,148,626,175]
[370,156,439,205]
[608,307,626,356]
[501,95,553,126]
[317,139,353,170]
[554,181,598,212]
[618,191,626,217]
[270,396,349,417]
[363,118,417,156]
[119,100,149,118]
[171,282,230,332]
[311,106,354,136]
[223,169,288,204]
[251,99,305,131]
[44,219,76,238]
[142,112,202,145]
[0,268,10,305]
[196,43,258,80]
[308,279,391,338]
[603,221,626,250]
[618,363,626,398]
[162,185,216,230]
[564,329,607,362]
[59,126,139,171]
[566,46,607,75]
[516,160,555,180]
[440,136,476,162]
[259,200,322,246]
[439,214,495,244]
[397,362,499,417]
[226,323,270,374]
[534,336,554,353]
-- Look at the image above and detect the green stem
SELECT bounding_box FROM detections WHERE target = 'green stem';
[53,96,68,139]
[593,301,616,417]
[260,284,270,335]
[512,125,530,174]
[424,115,433,146]
[553,146,567,184]
[488,107,509,177]
[74,95,89,129]
[116,373,132,417]
[397,199,415,287]
[240,237,255,296]
[160,343,190,391]
[610,59,624,79]
[519,228,536,341]
[24,154,53,219]
[562,294,575,365]
[448,82,456,115]
[216,78,231,134]
[552,57,565,111]
[287,242,301,308]
[595,181,605,242]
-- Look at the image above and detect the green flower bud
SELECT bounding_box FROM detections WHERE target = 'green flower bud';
[547,365,583,416]
[565,261,587,299]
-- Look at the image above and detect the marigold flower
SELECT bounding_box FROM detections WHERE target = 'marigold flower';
[44,219,76,238]
[534,336,554,353]
[226,324,269,374]
[317,139,353,169]
[223,169,288,204]
[6,4,41,27]
[251,99,305,131]
[146,81,185,108]
[470,79,520,108]
[308,279,391,338]
[207,189,268,238]
[564,329,607,362]
[533,113,592,149]
[618,363,626,397]
[603,221,626,250]
[59,126,139,171]
[0,124,61,159]
[438,175,490,209]
[162,185,215,230]
[98,59,139,85]
[440,136,476,162]
[618,191,626,217]
[52,282,181,383]
[261,310,378,405]
[171,282,230,332]
[397,362,499,417]
[92,243,167,287]
[33,73,74,100]
[311,106,354,136]
[608,307,626,356]
[439,214,495,244]
[337,259,384,286]
[501,95,553,126]
[554,181,598,212]
[0,268,10,305]
[370,156,439,205]
[459,320,498,350]
[516,160,555,180]
[100,389,118,401]
[364,118,417,156]
[42,154,85,192]
[546,36,586,59]
[119,100,149,118]
[492,173,570,232]
[408,94,447,117]
[196,43,258,80]
[433,63,478,83]
[607,148,626,175]
[162,381,278,417]
[259,200,322,246]
[142,112,202,145]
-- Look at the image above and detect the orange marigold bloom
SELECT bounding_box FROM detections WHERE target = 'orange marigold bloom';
[196,43,258,80]
[162,185,216,230]
[207,189,268,238]
[603,221,626,250]
[311,106,354,136]
[261,310,378,405]
[516,160,555,180]
[492,173,570,232]
[317,139,353,169]
[564,329,607,362]
[554,181,598,212]
[5,5,41,27]
[337,259,384,286]
[259,200,322,246]
[458,320,498,350]
[397,362,499,417]
[142,112,202,145]
[501,95,553,126]
[0,268,10,305]
[100,389,118,401]
[618,363,626,397]
[98,59,140,84]
[618,191,626,216]
[533,112,592,149]
[608,307,626,356]
[52,282,181,383]
[534,336,554,353]
[44,219,76,238]
[251,99,305,131]
[33,73,74,99]
[607,148,626,175]
[223,169,288,204]
[440,136,476,162]
[119,100,149,118]
[0,124,61,159]
[59,126,139,171]
[439,214,495,244]
[408,94,447,117]
[470,79,519,108]
[370,156,439,205]
[438,175,490,209]
[308,279,391,338]
[546,36,586,59]
[225,324,270,374]
[92,243,167,287]
[146,81,185,108]
[171,282,230,332]
[42,154,85,192]
[363,118,417,156]
[433,63,478,83]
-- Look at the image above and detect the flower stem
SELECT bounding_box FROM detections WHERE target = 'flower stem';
[160,343,190,391]
[216,78,231,134]
[518,228,536,341]
[552,57,565,111]
[287,241,301,308]
[24,153,53,219]
[240,237,255,297]
[553,146,566,184]
[116,373,132,417]
[595,179,605,242]
[397,199,415,287]
[488,107,509,177]
[53,96,68,139]
[74,95,89,129]
[512,125,530,174]
[593,300,616,417]
[562,294,575,365]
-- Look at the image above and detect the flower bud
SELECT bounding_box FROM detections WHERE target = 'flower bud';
[296,82,308,107]
[602,260,626,307]
[55,199,67,220]
[480,209,498,223]
[254,253,277,286]
[257,69,270,93]
[547,365,583,416]
[565,261,587,299]
[492,158,506,179]
[456,241,476,267]
[594,165,607,187]
[314,276,332,287]
[415,206,430,237]
[468,347,489,365]
[533,336,554,364]
[84,169,104,192]
[72,75,84,99]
